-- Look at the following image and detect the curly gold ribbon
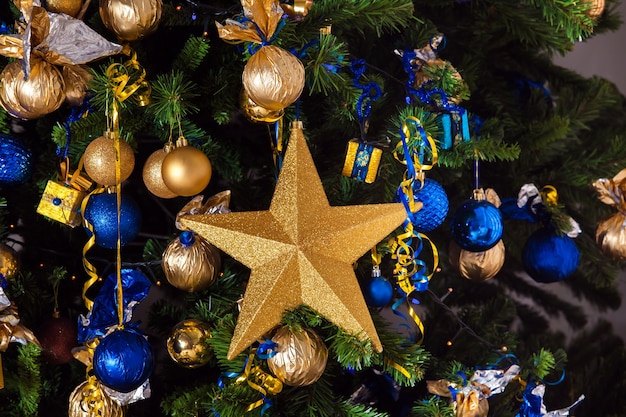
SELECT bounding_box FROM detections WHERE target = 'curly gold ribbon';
[540,185,558,207]
[0,354,4,389]
[106,47,150,106]
[81,186,107,311]
[234,349,283,413]
[383,357,412,379]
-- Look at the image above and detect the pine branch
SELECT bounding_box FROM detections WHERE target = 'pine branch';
[17,343,42,417]
[172,36,211,73]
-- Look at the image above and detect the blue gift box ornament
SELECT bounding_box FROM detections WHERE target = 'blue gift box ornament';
[341,139,383,184]
[440,108,470,150]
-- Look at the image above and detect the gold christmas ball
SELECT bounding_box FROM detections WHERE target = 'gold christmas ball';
[83,133,135,186]
[585,0,605,18]
[68,381,124,417]
[267,327,328,387]
[45,0,83,17]
[62,65,93,107]
[166,319,213,368]
[161,146,212,197]
[242,45,305,111]
[99,0,163,42]
[449,239,505,282]
[596,212,626,260]
[142,148,177,198]
[240,89,284,123]
[0,242,18,282]
[162,232,221,292]
[0,58,65,120]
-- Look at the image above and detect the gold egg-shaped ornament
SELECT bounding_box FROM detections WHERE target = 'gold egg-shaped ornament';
[166,319,213,368]
[162,231,221,292]
[142,147,177,198]
[242,45,305,112]
[267,327,328,387]
[0,242,18,283]
[240,89,284,123]
[595,212,626,260]
[161,140,212,197]
[62,65,93,107]
[585,0,605,18]
[83,132,135,186]
[68,381,124,417]
[449,239,505,282]
[44,0,84,17]
[0,58,66,120]
[99,0,162,42]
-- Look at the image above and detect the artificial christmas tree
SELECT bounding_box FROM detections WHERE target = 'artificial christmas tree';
[0,0,625,416]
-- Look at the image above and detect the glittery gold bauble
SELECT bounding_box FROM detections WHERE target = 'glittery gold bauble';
[585,0,605,18]
[45,0,83,17]
[68,381,124,417]
[166,319,213,368]
[0,58,65,120]
[83,133,135,186]
[161,146,212,197]
[240,89,284,123]
[99,0,162,41]
[267,327,328,387]
[162,231,221,292]
[596,213,626,260]
[142,148,177,198]
[242,45,305,111]
[449,239,505,282]
[0,242,18,282]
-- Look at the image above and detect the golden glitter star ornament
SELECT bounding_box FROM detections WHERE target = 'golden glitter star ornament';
[180,121,407,360]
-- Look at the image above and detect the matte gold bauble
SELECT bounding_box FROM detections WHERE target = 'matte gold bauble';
[449,239,505,282]
[0,58,65,120]
[242,45,305,111]
[162,232,221,292]
[596,212,626,260]
[99,0,163,41]
[166,319,213,368]
[68,381,124,417]
[161,145,212,197]
[267,327,328,387]
[240,89,284,123]
[0,242,18,282]
[83,132,135,186]
[45,0,84,17]
[142,148,177,198]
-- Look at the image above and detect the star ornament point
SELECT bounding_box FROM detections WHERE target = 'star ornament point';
[180,122,407,360]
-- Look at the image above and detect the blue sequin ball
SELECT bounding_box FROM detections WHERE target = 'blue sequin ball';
[93,328,155,393]
[522,227,580,283]
[83,193,141,249]
[0,135,33,186]
[450,199,503,252]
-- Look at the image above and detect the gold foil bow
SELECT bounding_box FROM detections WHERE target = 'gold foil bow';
[216,0,284,44]
[175,191,232,230]
[592,168,626,211]
[0,288,39,352]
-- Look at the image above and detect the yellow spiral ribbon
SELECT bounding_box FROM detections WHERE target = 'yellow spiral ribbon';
[80,186,107,311]
[234,349,283,413]
[540,185,559,207]
[106,46,150,106]
[79,339,107,417]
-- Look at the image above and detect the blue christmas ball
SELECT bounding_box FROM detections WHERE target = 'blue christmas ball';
[0,135,33,186]
[522,228,580,283]
[450,199,503,252]
[84,193,141,249]
[93,328,154,393]
[410,178,449,233]
[362,274,394,307]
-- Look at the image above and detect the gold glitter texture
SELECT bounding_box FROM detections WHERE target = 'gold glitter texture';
[180,121,407,360]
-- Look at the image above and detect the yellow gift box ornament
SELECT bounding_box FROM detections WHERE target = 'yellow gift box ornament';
[341,139,383,184]
[37,158,92,227]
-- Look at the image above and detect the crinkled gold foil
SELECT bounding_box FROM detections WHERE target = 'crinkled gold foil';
[0,57,65,119]
[267,327,328,387]
[595,212,626,260]
[162,234,221,292]
[44,0,84,18]
[240,88,284,123]
[242,45,305,111]
[216,0,283,44]
[62,64,92,106]
[449,239,505,282]
[0,35,25,59]
[68,381,124,417]
[175,191,232,230]
[99,0,163,42]
[455,391,489,417]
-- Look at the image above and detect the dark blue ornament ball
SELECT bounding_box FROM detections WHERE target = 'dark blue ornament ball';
[93,328,155,393]
[450,199,503,252]
[362,275,394,307]
[396,178,449,233]
[84,193,141,249]
[0,135,33,186]
[522,228,580,283]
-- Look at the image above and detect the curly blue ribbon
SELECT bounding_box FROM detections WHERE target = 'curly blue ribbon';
[350,59,382,140]
[57,98,93,159]
[239,16,287,55]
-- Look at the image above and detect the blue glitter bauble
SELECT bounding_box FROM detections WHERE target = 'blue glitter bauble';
[362,275,394,307]
[0,135,33,186]
[522,228,580,283]
[84,193,141,249]
[450,199,503,252]
[93,328,154,393]
[410,178,449,233]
